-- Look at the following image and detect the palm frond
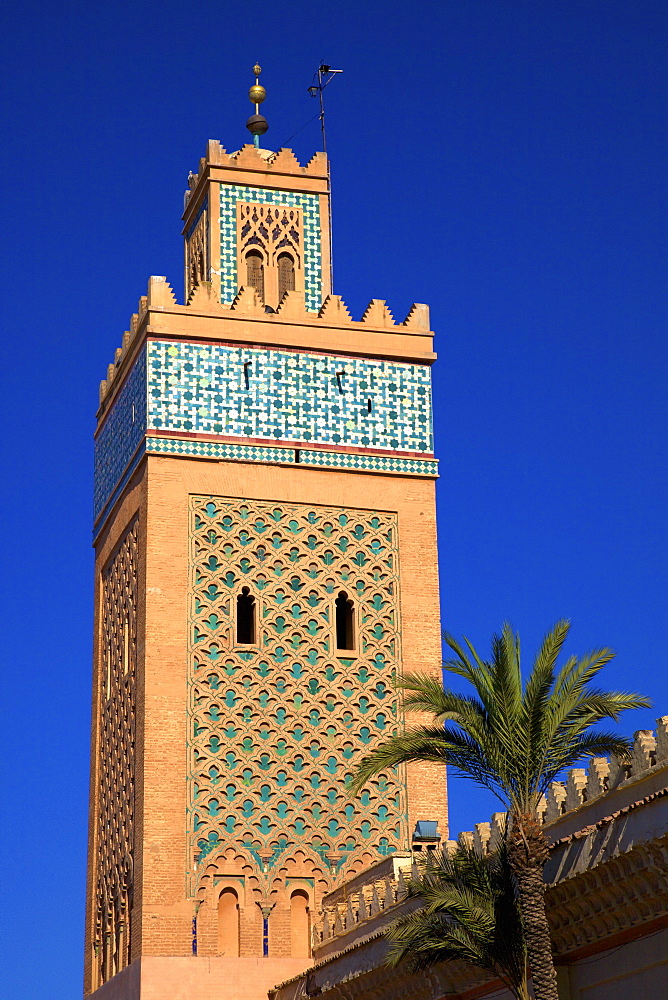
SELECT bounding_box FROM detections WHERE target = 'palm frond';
[443,632,495,708]
[540,729,636,789]
[348,725,506,800]
[349,621,649,1000]
[386,844,527,999]
[397,673,488,733]
[487,625,524,761]
[522,621,571,776]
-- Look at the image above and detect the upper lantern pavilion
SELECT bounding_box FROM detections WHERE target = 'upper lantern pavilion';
[85,68,447,1000]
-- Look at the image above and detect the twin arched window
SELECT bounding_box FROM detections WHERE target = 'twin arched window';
[236,587,354,650]
[216,887,309,958]
[244,250,295,305]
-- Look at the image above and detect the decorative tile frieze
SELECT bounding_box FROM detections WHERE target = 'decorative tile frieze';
[94,350,146,521]
[300,450,438,476]
[147,437,294,464]
[143,437,439,478]
[147,340,433,453]
[94,340,435,527]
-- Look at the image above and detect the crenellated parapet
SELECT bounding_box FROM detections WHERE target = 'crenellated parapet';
[453,716,668,850]
[310,854,415,954]
[98,277,433,408]
[184,141,329,212]
[93,272,438,536]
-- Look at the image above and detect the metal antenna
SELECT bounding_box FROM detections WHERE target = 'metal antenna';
[308,64,342,293]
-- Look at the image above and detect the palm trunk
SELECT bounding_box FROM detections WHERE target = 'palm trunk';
[508,815,559,1000]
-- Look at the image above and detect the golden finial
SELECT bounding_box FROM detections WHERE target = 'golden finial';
[249,63,266,105]
[246,63,269,147]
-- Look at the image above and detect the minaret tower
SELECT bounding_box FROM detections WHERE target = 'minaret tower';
[85,69,446,1000]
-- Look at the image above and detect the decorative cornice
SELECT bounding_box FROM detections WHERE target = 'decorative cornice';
[547,835,668,956]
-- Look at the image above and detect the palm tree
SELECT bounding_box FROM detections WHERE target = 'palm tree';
[387,842,529,1000]
[350,621,650,1000]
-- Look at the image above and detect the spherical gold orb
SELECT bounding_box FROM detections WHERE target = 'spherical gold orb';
[249,84,266,104]
[252,64,262,77]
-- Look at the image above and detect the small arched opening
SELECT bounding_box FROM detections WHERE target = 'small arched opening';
[246,250,265,302]
[237,587,256,644]
[217,887,240,956]
[335,591,355,650]
[277,252,295,301]
[290,889,310,957]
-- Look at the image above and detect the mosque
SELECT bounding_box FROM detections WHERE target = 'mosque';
[85,69,667,1000]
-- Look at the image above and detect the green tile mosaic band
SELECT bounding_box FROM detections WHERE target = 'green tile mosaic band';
[144,437,439,477]
[94,350,147,520]
[146,437,295,464]
[220,183,322,311]
[147,340,433,453]
[299,450,439,475]
[95,340,435,524]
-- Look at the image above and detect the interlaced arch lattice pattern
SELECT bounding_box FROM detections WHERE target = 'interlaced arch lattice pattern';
[95,519,138,985]
[187,497,407,890]
[238,202,302,271]
[237,202,302,307]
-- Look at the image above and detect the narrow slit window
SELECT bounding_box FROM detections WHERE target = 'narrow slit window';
[237,587,256,644]
[335,591,355,650]
[105,649,111,700]
[277,252,295,301]
[246,250,264,302]
[123,622,129,675]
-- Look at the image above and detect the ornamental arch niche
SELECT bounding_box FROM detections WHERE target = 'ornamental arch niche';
[237,202,304,308]
[217,887,240,956]
[289,888,310,957]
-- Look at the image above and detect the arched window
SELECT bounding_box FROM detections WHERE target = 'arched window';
[217,888,240,956]
[277,252,295,302]
[237,587,256,644]
[335,591,355,650]
[290,889,310,957]
[246,250,264,302]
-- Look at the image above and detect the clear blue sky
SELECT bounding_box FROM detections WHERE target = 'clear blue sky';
[0,2,666,997]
